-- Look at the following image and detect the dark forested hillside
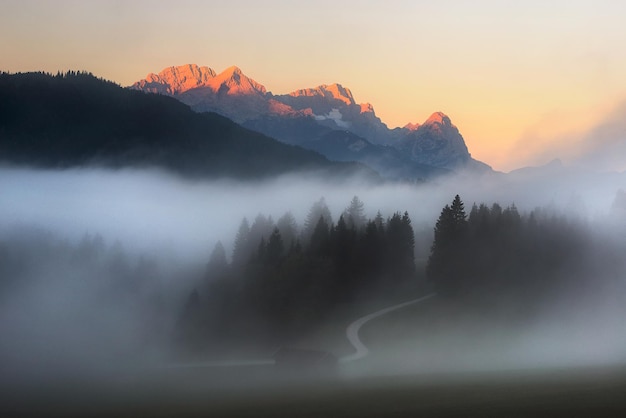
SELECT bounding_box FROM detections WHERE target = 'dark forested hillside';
[0,71,373,179]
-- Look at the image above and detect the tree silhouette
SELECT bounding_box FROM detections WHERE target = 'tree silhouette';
[303,197,333,244]
[266,228,284,265]
[309,216,330,255]
[343,195,366,230]
[206,241,228,283]
[231,217,250,267]
[359,219,385,286]
[385,211,416,281]
[427,195,468,294]
[276,212,298,249]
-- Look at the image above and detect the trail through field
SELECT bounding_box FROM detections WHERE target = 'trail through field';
[163,293,436,369]
[339,293,437,363]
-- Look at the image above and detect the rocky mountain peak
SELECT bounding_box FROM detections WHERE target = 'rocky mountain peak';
[404,112,451,133]
[131,64,267,97]
[210,66,267,96]
[289,83,355,106]
[423,111,452,126]
[130,64,490,174]
[223,65,243,76]
[133,64,216,95]
[359,103,375,114]
[399,111,472,169]
[403,122,421,131]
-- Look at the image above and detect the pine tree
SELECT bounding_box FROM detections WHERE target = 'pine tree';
[249,214,274,247]
[331,215,358,299]
[208,241,228,271]
[385,212,416,281]
[276,212,298,249]
[309,215,330,255]
[451,194,467,225]
[257,237,267,262]
[232,217,250,267]
[303,198,333,244]
[374,211,385,232]
[427,195,469,294]
[360,219,385,284]
[401,211,416,275]
[266,228,284,265]
[343,195,366,230]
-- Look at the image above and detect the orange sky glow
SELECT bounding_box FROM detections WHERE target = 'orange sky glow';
[2,0,626,171]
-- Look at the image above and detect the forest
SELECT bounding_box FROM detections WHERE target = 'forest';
[173,192,626,354]
[175,196,416,352]
[3,190,625,363]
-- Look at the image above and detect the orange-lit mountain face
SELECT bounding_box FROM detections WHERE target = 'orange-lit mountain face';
[131,64,490,174]
[403,122,421,131]
[132,65,272,123]
[133,64,217,95]
[289,84,356,106]
[131,66,374,123]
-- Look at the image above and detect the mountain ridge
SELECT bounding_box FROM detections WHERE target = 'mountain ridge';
[131,64,492,178]
[288,83,356,106]
[0,71,377,181]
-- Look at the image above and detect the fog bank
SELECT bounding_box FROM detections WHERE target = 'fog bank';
[1,165,623,260]
[1,165,626,401]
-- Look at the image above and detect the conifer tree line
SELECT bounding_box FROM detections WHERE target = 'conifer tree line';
[178,193,613,350]
[177,196,416,348]
[427,194,591,297]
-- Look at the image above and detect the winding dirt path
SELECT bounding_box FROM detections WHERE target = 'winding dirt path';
[339,293,437,363]
[165,293,436,369]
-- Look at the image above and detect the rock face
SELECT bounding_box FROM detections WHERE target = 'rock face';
[206,65,267,96]
[131,65,271,123]
[276,83,391,145]
[398,112,470,169]
[288,83,356,106]
[403,122,421,131]
[132,64,217,95]
[131,64,491,177]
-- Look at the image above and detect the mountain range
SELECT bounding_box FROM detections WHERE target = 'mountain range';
[132,64,491,179]
[0,71,375,180]
[0,66,491,182]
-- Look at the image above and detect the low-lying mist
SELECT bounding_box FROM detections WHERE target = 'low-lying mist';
[2,165,623,259]
[1,164,626,409]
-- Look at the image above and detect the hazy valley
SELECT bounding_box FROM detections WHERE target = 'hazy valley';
[2,69,626,416]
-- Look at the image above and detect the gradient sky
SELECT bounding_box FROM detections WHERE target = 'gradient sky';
[2,0,626,171]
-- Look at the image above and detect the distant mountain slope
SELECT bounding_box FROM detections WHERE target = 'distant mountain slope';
[131,64,492,178]
[0,71,374,180]
[395,112,491,171]
[243,115,449,180]
[274,83,392,144]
